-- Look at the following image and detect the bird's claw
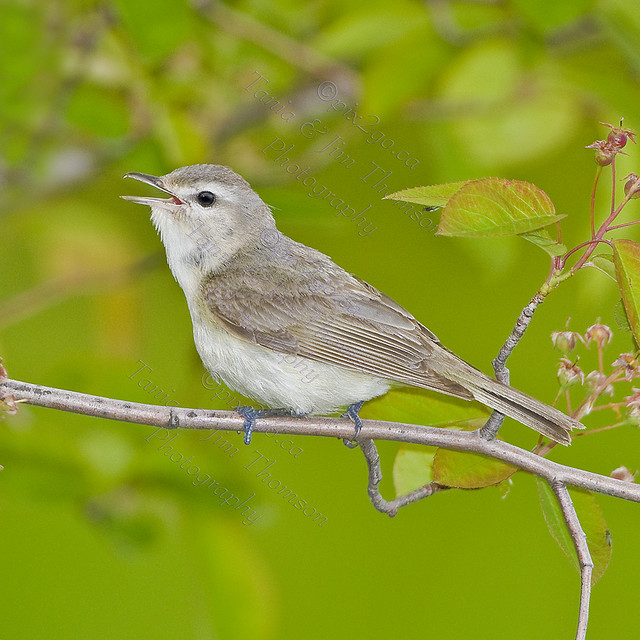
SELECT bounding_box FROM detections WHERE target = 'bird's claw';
[341,401,364,448]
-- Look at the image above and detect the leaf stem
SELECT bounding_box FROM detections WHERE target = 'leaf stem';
[606,219,640,232]
[611,159,617,217]
[560,239,613,269]
[572,169,640,272]
[590,166,602,239]
[573,422,627,437]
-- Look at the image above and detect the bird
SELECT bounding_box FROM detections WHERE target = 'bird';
[121,164,584,445]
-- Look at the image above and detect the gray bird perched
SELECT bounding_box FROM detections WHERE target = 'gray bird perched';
[122,164,584,445]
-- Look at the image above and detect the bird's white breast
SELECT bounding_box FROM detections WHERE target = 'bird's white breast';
[191,312,390,414]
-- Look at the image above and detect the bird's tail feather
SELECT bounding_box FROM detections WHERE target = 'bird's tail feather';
[435,354,585,445]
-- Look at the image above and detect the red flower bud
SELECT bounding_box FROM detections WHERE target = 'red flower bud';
[602,121,636,150]
[587,122,636,166]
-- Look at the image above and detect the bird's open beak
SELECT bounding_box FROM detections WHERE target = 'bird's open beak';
[121,172,187,208]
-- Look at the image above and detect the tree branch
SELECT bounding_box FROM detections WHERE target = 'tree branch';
[3,377,639,504]
[358,439,446,516]
[551,481,593,640]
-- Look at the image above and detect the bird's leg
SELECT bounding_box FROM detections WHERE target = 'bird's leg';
[341,400,365,448]
[235,406,305,445]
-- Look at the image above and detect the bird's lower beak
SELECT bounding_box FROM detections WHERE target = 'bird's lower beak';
[121,172,186,208]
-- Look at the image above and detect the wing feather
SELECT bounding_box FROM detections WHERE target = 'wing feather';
[201,240,472,400]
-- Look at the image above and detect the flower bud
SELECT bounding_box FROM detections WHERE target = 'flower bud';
[551,330,584,353]
[626,403,640,425]
[0,391,17,416]
[610,466,637,482]
[585,140,615,166]
[585,370,614,396]
[557,357,585,387]
[585,322,613,349]
[0,361,17,415]
[613,353,640,381]
[602,121,636,149]
[624,173,640,199]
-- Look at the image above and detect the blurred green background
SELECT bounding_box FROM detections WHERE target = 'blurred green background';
[2,0,640,638]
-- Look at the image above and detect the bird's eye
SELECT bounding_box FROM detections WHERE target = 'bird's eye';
[196,191,216,207]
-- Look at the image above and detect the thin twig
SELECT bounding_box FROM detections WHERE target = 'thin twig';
[491,293,545,382]
[478,409,506,441]
[551,482,593,640]
[3,378,640,503]
[358,439,445,516]
[479,293,545,441]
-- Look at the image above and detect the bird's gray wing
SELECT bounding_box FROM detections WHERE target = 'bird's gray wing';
[200,249,472,400]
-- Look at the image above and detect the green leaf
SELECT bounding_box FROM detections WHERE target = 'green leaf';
[432,448,517,489]
[613,239,640,345]
[572,489,612,584]
[520,227,567,257]
[614,299,633,332]
[536,480,612,584]
[537,479,577,570]
[393,445,435,496]
[437,178,564,237]
[590,253,616,281]
[383,181,469,208]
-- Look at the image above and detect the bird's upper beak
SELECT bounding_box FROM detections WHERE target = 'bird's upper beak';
[121,172,187,209]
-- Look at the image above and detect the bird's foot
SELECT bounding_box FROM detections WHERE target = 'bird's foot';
[236,405,259,445]
[235,406,304,445]
[341,401,365,448]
